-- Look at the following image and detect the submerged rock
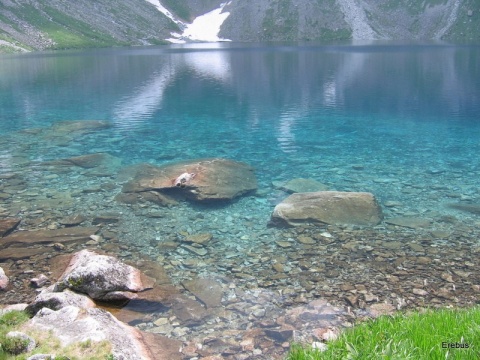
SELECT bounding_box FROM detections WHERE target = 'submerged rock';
[181,278,224,308]
[385,216,431,229]
[0,218,21,237]
[50,120,111,134]
[270,191,383,227]
[122,158,257,202]
[447,203,480,215]
[42,153,122,177]
[55,249,155,301]
[1,227,99,248]
[273,178,329,193]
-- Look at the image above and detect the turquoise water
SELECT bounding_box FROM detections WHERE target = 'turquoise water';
[1,43,479,208]
[1,42,480,357]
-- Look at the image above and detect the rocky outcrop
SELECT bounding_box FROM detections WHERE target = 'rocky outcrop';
[21,252,182,359]
[55,250,155,301]
[25,287,96,316]
[270,191,383,227]
[122,158,257,202]
[29,305,161,360]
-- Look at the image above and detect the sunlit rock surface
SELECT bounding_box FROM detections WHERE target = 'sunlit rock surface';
[271,191,383,227]
[55,250,155,301]
[122,158,257,202]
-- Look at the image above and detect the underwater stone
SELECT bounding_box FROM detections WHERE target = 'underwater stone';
[0,218,21,237]
[270,191,383,227]
[385,217,430,229]
[182,278,223,308]
[0,227,99,248]
[122,158,257,202]
[275,178,329,193]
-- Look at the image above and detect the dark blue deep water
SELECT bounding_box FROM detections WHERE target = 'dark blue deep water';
[1,42,479,358]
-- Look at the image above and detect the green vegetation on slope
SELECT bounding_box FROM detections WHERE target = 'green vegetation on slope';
[161,0,192,21]
[14,4,123,49]
[287,307,480,360]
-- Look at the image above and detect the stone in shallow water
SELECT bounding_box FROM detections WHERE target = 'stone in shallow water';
[0,246,47,261]
[0,218,21,237]
[92,213,121,225]
[58,214,87,227]
[47,152,121,169]
[274,178,329,193]
[447,203,480,215]
[183,233,213,245]
[50,120,111,134]
[1,227,99,248]
[385,217,430,229]
[122,158,257,202]
[264,329,294,342]
[181,278,223,308]
[171,295,209,326]
[270,191,383,227]
[180,245,208,256]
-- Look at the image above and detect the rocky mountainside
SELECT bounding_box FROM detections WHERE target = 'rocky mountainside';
[0,0,479,53]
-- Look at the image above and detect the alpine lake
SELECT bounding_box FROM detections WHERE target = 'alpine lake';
[0,41,479,359]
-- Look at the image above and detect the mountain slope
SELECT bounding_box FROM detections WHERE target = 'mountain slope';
[0,0,179,52]
[0,0,479,53]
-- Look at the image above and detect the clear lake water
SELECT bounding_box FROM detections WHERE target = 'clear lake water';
[0,41,479,358]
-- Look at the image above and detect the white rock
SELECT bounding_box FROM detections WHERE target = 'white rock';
[0,266,9,290]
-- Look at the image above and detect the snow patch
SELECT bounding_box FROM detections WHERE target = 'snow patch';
[181,2,232,42]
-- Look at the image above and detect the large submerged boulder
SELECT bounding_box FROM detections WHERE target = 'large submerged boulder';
[122,158,257,202]
[270,191,383,227]
[55,250,154,301]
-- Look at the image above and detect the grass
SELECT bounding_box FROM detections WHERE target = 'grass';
[287,307,480,360]
[0,310,114,360]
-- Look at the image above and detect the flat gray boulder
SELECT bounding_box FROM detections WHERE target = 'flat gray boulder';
[122,158,257,202]
[270,191,383,227]
[55,250,154,301]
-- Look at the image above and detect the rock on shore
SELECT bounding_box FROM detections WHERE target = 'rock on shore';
[55,250,155,301]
